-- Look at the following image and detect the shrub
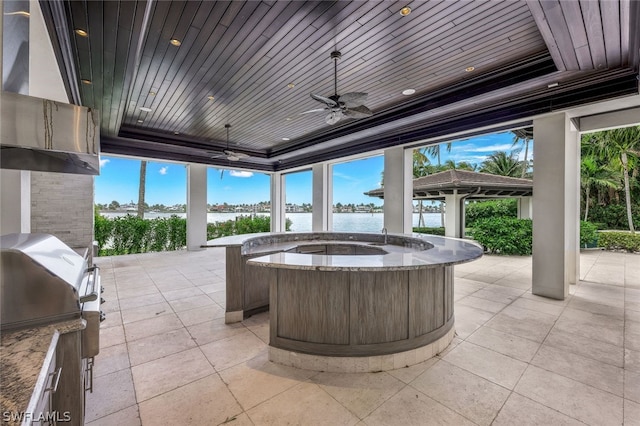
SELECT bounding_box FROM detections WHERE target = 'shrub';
[470,217,532,255]
[466,200,517,227]
[412,227,445,236]
[597,231,640,252]
[588,203,640,230]
[580,221,599,248]
[96,214,288,256]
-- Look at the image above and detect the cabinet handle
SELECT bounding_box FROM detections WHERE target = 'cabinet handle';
[46,367,62,393]
[85,357,95,393]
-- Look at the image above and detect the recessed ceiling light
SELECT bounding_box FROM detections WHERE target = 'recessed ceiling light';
[174,131,180,135]
[465,66,475,72]
[139,107,152,112]
[4,11,30,17]
[81,79,92,85]
[287,83,295,89]
[207,95,215,101]
[170,38,181,46]
[149,91,156,96]
[75,29,88,37]
[547,82,559,88]
[137,120,144,123]
[402,89,416,95]
[400,6,412,16]
[285,117,292,121]
[282,137,290,141]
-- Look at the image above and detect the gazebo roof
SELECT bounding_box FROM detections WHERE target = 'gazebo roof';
[364,170,533,200]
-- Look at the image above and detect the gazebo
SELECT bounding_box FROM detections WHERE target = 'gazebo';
[365,169,533,237]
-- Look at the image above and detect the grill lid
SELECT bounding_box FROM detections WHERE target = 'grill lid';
[0,233,89,329]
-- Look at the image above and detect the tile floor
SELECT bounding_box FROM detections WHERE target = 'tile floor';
[86,248,640,425]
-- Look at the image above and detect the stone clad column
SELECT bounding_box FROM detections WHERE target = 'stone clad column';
[270,172,285,232]
[383,147,413,233]
[532,113,580,299]
[312,163,333,231]
[186,164,207,250]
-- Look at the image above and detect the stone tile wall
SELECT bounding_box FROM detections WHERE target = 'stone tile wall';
[30,172,94,249]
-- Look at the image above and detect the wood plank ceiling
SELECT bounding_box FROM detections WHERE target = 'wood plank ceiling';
[41,0,639,171]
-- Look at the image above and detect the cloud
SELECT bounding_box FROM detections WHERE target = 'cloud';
[229,170,253,178]
[99,158,110,167]
[333,171,360,182]
[454,143,514,153]
[159,167,168,175]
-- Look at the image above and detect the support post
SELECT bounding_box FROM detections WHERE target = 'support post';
[270,172,285,232]
[532,113,580,299]
[444,191,465,238]
[383,147,413,233]
[312,163,332,231]
[186,164,207,250]
[517,197,533,219]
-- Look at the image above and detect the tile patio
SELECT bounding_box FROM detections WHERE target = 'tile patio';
[87,248,640,425]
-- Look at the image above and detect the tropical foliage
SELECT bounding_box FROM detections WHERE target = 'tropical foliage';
[479,151,525,177]
[581,126,640,233]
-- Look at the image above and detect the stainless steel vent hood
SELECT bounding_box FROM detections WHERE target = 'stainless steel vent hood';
[0,91,100,175]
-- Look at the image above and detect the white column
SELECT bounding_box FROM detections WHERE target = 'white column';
[517,197,533,219]
[383,147,413,233]
[270,172,285,232]
[444,192,465,238]
[532,113,580,299]
[0,170,31,234]
[186,164,207,250]
[312,163,333,231]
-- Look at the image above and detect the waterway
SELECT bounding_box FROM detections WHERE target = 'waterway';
[100,212,443,232]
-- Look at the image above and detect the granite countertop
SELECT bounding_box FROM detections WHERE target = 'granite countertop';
[203,232,483,271]
[0,319,86,418]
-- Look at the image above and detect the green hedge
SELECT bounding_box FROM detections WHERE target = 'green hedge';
[470,217,532,255]
[95,213,289,256]
[412,227,445,236]
[580,221,599,248]
[597,231,640,252]
[465,200,517,227]
[588,203,640,230]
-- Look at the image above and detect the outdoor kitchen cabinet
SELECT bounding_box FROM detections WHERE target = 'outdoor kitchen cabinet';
[52,329,85,426]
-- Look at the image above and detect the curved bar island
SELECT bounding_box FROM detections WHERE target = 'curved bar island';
[203,232,482,372]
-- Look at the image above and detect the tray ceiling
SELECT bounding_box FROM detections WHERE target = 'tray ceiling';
[40,0,639,171]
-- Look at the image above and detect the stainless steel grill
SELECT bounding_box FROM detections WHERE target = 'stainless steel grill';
[0,233,104,358]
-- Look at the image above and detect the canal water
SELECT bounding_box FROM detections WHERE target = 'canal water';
[100,212,443,232]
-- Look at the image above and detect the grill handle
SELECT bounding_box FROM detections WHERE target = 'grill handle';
[80,266,100,303]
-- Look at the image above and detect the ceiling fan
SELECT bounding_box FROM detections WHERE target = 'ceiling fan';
[210,123,249,162]
[303,50,373,125]
[210,124,249,178]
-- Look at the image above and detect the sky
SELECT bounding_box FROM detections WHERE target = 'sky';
[95,130,528,206]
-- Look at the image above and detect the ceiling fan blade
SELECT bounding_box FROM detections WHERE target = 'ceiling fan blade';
[300,107,329,115]
[339,92,368,108]
[311,93,338,107]
[344,105,373,119]
[325,110,343,125]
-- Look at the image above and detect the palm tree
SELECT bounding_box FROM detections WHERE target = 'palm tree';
[413,148,430,227]
[580,155,619,221]
[479,151,523,177]
[137,160,147,219]
[443,159,478,171]
[511,127,533,178]
[424,142,452,166]
[585,126,640,233]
